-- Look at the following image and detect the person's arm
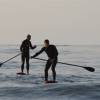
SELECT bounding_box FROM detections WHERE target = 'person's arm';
[20,41,24,52]
[31,47,45,58]
[29,41,37,49]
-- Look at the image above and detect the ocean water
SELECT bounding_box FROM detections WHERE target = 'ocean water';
[0,45,100,100]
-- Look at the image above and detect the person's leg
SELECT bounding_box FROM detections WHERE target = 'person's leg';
[45,60,51,81]
[51,59,57,82]
[26,56,29,75]
[21,55,25,73]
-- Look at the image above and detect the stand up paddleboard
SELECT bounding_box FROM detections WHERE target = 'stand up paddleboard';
[17,72,26,75]
[45,80,58,84]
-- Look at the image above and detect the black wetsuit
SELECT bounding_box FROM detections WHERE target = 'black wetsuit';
[20,39,34,73]
[32,45,58,81]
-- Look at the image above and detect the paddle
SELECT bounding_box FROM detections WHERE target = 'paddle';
[0,53,21,67]
[33,58,95,72]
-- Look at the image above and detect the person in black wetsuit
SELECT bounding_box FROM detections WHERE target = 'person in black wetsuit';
[31,39,58,83]
[20,34,36,74]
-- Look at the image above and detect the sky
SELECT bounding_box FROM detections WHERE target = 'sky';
[0,0,100,45]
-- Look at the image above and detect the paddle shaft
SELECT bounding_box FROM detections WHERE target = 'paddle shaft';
[0,53,21,66]
[34,58,90,68]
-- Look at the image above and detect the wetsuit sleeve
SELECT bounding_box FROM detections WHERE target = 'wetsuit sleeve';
[29,41,34,49]
[32,47,45,58]
[20,41,24,52]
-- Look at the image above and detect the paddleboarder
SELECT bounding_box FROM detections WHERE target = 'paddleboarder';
[20,34,36,75]
[31,39,58,83]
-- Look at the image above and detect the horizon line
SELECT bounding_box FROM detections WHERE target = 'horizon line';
[0,44,100,46]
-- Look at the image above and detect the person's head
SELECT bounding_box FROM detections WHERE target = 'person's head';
[44,39,49,48]
[27,34,31,40]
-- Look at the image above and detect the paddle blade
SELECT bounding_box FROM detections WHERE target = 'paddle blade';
[0,63,3,67]
[83,67,95,72]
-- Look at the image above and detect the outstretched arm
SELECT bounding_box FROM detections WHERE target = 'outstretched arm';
[31,47,45,58]
[29,41,37,49]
